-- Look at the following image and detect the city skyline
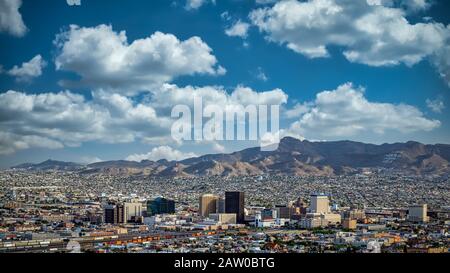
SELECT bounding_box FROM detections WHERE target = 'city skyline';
[1,170,448,254]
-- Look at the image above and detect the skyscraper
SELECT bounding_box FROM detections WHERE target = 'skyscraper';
[147,197,175,216]
[124,201,143,222]
[104,203,125,224]
[408,204,429,223]
[104,204,116,224]
[225,191,245,224]
[310,194,330,214]
[216,197,226,213]
[199,194,219,218]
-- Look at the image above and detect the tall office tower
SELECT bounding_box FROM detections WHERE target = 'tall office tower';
[225,191,245,224]
[104,203,125,224]
[124,202,143,222]
[310,194,330,214]
[408,204,429,223]
[116,203,125,223]
[104,204,116,224]
[147,197,176,216]
[216,197,226,213]
[199,194,219,218]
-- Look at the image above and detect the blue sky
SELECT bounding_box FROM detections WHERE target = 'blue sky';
[0,0,449,167]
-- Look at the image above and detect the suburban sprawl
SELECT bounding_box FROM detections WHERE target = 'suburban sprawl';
[0,171,449,253]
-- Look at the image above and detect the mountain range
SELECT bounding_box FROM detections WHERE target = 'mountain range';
[11,137,450,177]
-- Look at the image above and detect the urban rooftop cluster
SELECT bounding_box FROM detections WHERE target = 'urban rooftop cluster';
[0,171,448,253]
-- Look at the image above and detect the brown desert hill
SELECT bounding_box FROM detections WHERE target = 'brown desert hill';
[12,137,450,177]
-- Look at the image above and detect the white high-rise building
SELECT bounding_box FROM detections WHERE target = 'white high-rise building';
[408,204,429,223]
[310,194,330,214]
[124,201,143,222]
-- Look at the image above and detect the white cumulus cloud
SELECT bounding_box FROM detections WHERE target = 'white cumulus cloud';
[0,83,288,155]
[151,84,288,112]
[6,55,46,82]
[66,0,81,6]
[185,0,215,10]
[250,0,450,83]
[426,97,445,113]
[126,146,197,162]
[225,20,251,38]
[431,37,450,87]
[288,83,441,140]
[54,24,225,95]
[0,90,173,154]
[0,0,27,37]
[367,0,431,13]
[0,132,63,155]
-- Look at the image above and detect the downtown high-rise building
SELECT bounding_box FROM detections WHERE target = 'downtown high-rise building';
[216,197,226,214]
[104,203,125,224]
[225,191,245,224]
[123,201,143,222]
[310,194,330,214]
[408,204,429,223]
[199,194,219,218]
[147,197,175,216]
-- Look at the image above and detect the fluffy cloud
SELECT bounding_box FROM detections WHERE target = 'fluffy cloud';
[66,0,81,6]
[0,82,440,155]
[288,83,440,139]
[250,0,449,69]
[126,146,197,162]
[54,24,225,94]
[400,0,430,12]
[256,67,269,82]
[225,20,251,38]
[284,102,311,118]
[186,0,205,10]
[6,55,46,82]
[0,83,288,155]
[185,0,215,10]
[426,97,445,113]
[431,38,450,87]
[0,0,27,37]
[0,132,63,155]
[368,0,431,13]
[0,90,172,154]
[149,84,288,147]
[152,84,288,112]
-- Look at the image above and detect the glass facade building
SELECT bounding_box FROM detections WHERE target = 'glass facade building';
[147,197,175,216]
